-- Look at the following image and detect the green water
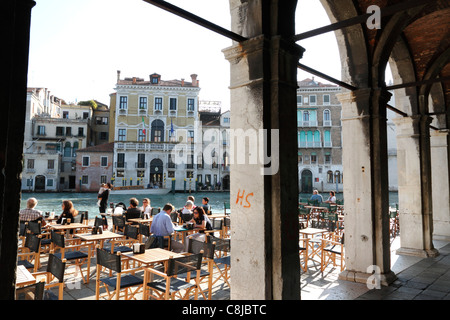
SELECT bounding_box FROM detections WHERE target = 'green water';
[20,191,400,215]
[20,191,231,215]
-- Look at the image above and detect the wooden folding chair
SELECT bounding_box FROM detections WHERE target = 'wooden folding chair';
[32,253,67,300]
[143,252,203,300]
[50,230,92,284]
[299,237,309,272]
[321,233,345,273]
[181,239,215,300]
[17,232,42,272]
[95,248,143,300]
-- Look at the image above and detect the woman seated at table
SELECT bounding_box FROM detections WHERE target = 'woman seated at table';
[324,191,337,204]
[56,200,78,224]
[190,206,213,231]
[141,198,152,219]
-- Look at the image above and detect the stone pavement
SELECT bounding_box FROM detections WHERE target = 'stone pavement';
[301,238,450,300]
[41,236,449,300]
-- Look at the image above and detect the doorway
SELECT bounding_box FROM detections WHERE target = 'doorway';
[34,175,45,191]
[301,169,313,193]
[150,158,163,187]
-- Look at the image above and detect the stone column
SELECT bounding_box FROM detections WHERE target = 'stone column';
[430,130,450,240]
[393,115,439,257]
[223,0,303,300]
[337,88,396,286]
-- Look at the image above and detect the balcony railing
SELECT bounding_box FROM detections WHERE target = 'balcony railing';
[115,142,179,152]
[167,163,177,169]
[115,162,127,168]
[135,162,147,169]
[297,120,318,127]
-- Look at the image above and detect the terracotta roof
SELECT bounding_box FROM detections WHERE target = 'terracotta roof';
[77,142,114,153]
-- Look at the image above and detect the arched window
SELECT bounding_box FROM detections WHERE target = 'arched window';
[151,119,165,142]
[327,170,333,183]
[314,130,320,147]
[64,141,71,157]
[72,141,79,157]
[303,111,309,122]
[323,109,330,121]
[335,171,341,183]
[299,131,306,147]
[307,131,313,147]
[324,130,331,147]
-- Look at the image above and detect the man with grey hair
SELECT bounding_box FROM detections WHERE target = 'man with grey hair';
[309,190,323,203]
[19,197,45,225]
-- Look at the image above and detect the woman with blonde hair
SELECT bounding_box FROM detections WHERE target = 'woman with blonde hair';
[57,200,79,224]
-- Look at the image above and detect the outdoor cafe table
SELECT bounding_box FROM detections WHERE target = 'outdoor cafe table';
[16,264,36,287]
[299,227,329,262]
[75,231,126,279]
[49,223,90,236]
[122,248,184,266]
[128,217,153,224]
[74,231,125,249]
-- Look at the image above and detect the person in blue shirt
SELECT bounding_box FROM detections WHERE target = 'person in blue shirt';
[309,190,323,203]
[150,203,175,248]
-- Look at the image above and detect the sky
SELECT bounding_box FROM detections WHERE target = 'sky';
[27,0,389,110]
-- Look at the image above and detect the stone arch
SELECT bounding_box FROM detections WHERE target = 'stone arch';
[319,0,370,88]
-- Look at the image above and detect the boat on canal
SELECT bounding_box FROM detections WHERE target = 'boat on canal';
[110,185,171,195]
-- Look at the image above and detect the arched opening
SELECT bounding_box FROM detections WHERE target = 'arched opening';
[301,169,313,193]
[151,119,165,142]
[149,158,163,188]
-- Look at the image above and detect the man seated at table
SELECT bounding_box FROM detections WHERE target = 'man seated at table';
[125,197,142,222]
[309,190,323,204]
[19,197,46,227]
[150,203,175,249]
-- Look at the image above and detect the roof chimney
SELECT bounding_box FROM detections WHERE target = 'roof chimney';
[190,74,198,87]
[117,70,121,82]
[181,78,185,87]
[132,77,137,84]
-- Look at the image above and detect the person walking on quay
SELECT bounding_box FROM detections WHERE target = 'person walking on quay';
[19,197,46,227]
[98,183,112,214]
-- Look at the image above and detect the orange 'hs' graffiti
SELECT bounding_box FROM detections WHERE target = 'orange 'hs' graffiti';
[236,189,253,208]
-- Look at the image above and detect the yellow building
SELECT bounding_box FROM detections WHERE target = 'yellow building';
[109,71,201,190]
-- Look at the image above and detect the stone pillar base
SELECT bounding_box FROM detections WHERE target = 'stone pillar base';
[396,247,440,258]
[339,270,397,287]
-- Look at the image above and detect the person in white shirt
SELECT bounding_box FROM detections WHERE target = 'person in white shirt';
[141,198,152,219]
[324,191,337,203]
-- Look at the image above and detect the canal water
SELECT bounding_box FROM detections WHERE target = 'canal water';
[20,191,399,215]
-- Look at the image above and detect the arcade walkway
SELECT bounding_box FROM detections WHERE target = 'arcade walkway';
[301,239,450,300]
